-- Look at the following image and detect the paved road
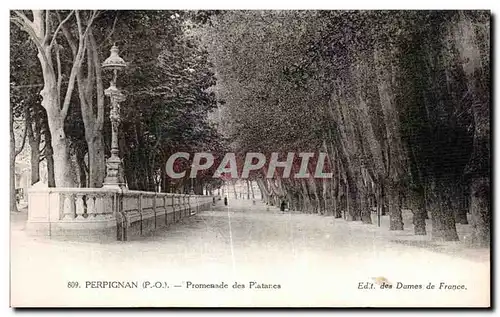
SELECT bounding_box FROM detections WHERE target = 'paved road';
[11,200,490,307]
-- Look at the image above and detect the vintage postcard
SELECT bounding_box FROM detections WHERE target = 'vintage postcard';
[9,9,491,307]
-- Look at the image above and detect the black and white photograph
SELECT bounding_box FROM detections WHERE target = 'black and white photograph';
[8,7,491,308]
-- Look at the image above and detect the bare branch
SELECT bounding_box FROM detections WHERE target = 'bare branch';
[55,41,62,103]
[83,11,98,39]
[75,18,98,128]
[11,15,51,67]
[32,10,44,39]
[43,10,50,45]
[100,11,119,48]
[57,13,77,57]
[90,30,105,129]
[76,51,91,128]
[61,10,85,119]
[49,10,74,49]
[13,10,34,33]
[75,9,83,38]
[85,32,95,98]
[61,10,97,119]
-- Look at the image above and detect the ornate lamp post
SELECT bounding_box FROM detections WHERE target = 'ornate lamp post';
[102,45,127,189]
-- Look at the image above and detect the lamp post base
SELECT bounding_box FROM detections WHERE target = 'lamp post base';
[103,155,127,190]
[102,181,128,190]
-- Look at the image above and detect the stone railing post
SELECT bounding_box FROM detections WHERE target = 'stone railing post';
[183,194,188,217]
[75,194,85,219]
[176,195,182,221]
[138,193,143,235]
[172,194,177,222]
[61,193,75,220]
[164,195,168,226]
[153,193,157,229]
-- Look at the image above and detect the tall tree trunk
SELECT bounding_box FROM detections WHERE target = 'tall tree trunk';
[345,176,360,221]
[232,180,238,199]
[289,192,298,211]
[198,179,204,195]
[387,181,404,230]
[346,189,360,221]
[75,146,87,188]
[334,179,343,218]
[428,180,459,241]
[411,186,427,235]
[296,193,303,211]
[331,179,339,218]
[76,28,105,188]
[44,126,56,188]
[127,166,138,190]
[30,145,40,185]
[246,179,250,199]
[87,134,105,188]
[10,125,18,212]
[323,179,331,216]
[136,149,148,191]
[256,178,269,203]
[250,180,255,199]
[360,184,372,224]
[380,183,387,216]
[149,153,158,192]
[26,108,41,185]
[44,97,74,187]
[453,183,469,224]
[469,177,489,246]
[160,160,169,193]
[301,179,312,213]
[309,177,321,214]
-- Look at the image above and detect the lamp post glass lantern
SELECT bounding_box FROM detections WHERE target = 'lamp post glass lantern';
[102,45,127,189]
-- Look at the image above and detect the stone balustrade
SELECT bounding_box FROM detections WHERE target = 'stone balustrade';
[26,186,215,241]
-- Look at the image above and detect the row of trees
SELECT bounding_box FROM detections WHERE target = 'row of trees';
[203,11,490,245]
[10,10,227,212]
